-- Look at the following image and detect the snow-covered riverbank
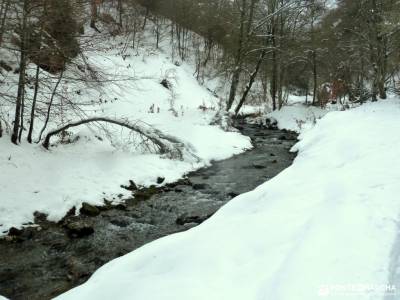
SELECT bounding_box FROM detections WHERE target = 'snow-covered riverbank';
[55,97,400,300]
[0,36,252,234]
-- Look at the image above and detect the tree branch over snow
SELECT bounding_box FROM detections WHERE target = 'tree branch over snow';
[42,117,196,160]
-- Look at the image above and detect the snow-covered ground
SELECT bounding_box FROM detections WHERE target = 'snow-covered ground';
[54,97,400,300]
[239,95,330,133]
[0,33,251,233]
[267,103,328,132]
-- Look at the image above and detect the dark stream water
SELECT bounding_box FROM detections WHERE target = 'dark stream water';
[0,123,297,300]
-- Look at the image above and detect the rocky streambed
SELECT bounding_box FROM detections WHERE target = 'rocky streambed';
[0,122,298,300]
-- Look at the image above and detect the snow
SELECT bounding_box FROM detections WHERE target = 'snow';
[267,103,327,133]
[0,34,251,233]
[237,96,329,133]
[56,97,400,300]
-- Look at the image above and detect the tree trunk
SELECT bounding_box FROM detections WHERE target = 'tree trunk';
[37,69,64,142]
[90,0,100,32]
[277,0,285,109]
[202,38,213,68]
[369,0,386,100]
[305,82,309,104]
[18,85,25,142]
[155,17,160,49]
[11,0,28,145]
[0,0,10,47]
[117,0,123,27]
[377,36,388,99]
[142,7,149,30]
[226,0,247,111]
[378,76,386,99]
[227,69,241,111]
[310,0,318,105]
[270,25,277,111]
[234,50,266,115]
[313,49,318,106]
[27,65,40,143]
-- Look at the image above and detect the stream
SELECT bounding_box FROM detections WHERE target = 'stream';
[0,122,298,300]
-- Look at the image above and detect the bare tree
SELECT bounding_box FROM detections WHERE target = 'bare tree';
[37,68,64,142]
[226,0,258,111]
[11,0,29,144]
[234,49,266,115]
[0,0,10,46]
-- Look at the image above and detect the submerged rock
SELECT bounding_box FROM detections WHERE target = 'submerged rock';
[165,177,192,188]
[278,135,287,140]
[253,164,266,169]
[8,227,23,237]
[64,220,94,238]
[265,117,278,129]
[80,203,100,217]
[192,183,210,190]
[134,185,160,201]
[176,213,214,226]
[156,177,165,184]
[227,192,239,198]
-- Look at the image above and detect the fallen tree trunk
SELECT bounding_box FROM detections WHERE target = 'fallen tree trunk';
[42,117,190,160]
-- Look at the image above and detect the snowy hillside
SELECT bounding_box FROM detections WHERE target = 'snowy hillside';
[56,98,400,300]
[0,33,251,234]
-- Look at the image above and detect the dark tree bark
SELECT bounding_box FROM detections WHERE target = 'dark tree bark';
[270,26,277,111]
[155,17,160,49]
[312,49,318,105]
[277,0,285,110]
[310,0,318,105]
[142,7,149,30]
[27,0,46,143]
[18,85,25,142]
[226,0,248,111]
[368,0,387,100]
[202,38,213,68]
[0,0,10,47]
[37,69,64,142]
[117,0,123,27]
[90,0,101,33]
[11,0,28,144]
[27,65,40,143]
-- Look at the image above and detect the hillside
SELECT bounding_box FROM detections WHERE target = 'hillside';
[0,25,251,233]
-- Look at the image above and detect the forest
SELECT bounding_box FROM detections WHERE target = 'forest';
[1,1,400,300]
[0,0,400,146]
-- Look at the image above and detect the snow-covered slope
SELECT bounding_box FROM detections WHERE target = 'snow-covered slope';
[56,98,400,300]
[0,33,251,233]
